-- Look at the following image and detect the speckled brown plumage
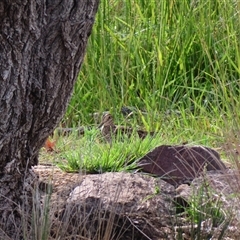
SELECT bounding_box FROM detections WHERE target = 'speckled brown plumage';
[98,113,154,142]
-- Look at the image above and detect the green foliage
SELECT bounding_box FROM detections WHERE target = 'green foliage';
[53,128,160,173]
[64,0,240,127]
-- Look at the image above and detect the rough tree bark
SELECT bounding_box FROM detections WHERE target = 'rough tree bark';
[0,0,99,238]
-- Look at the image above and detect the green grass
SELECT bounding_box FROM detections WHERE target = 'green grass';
[40,127,161,173]
[174,176,231,240]
[53,0,240,172]
[40,111,228,173]
[63,0,240,128]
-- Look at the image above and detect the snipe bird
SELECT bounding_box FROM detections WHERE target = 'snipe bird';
[98,113,154,142]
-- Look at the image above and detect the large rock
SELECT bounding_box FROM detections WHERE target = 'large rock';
[35,168,240,239]
[60,172,176,240]
[137,145,227,186]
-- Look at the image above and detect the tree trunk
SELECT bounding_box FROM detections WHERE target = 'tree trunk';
[0,0,99,238]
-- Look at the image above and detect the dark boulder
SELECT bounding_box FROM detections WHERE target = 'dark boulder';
[137,145,227,186]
